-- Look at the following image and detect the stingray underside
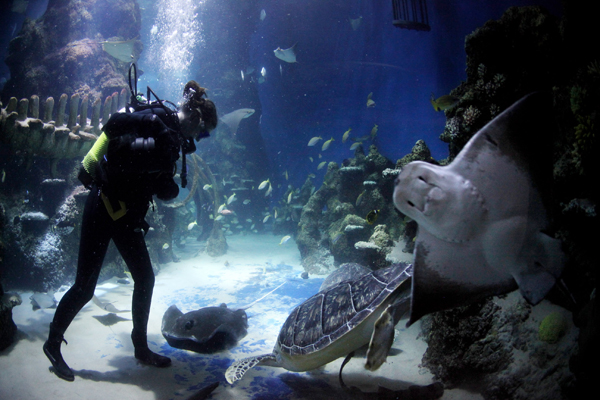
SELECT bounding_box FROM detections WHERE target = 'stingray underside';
[408,92,565,325]
[408,230,518,325]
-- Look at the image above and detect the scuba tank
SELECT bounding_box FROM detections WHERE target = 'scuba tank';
[126,62,194,188]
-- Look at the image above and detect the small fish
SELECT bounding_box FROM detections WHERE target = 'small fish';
[1,169,5,183]
[274,43,298,63]
[241,70,244,81]
[309,157,314,162]
[246,219,252,222]
[279,235,291,245]
[215,215,223,221]
[353,134,371,142]
[356,190,366,207]
[280,64,283,76]
[284,170,288,180]
[365,209,380,224]
[220,209,234,215]
[366,92,375,108]
[187,221,198,231]
[349,16,363,31]
[258,179,270,190]
[317,161,327,170]
[203,184,212,191]
[250,224,255,230]
[263,215,271,223]
[318,153,322,159]
[243,199,251,205]
[331,232,344,245]
[287,192,293,204]
[218,203,226,213]
[162,243,170,250]
[308,136,322,146]
[430,93,459,112]
[308,173,316,178]
[227,193,237,204]
[370,124,378,139]
[261,67,267,78]
[260,9,266,21]
[265,183,273,197]
[321,137,334,151]
[350,142,362,151]
[342,128,351,143]
[274,209,278,219]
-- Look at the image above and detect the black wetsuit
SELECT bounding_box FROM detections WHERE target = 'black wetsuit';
[52,107,182,341]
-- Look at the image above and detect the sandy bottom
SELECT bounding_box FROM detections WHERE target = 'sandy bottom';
[0,234,482,400]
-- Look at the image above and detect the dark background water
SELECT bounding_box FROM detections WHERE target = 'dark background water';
[0,0,562,192]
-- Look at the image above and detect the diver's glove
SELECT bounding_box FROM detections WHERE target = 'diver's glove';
[77,165,94,189]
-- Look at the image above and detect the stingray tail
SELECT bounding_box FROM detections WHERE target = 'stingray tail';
[241,281,286,310]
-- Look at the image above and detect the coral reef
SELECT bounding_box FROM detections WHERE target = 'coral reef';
[439,6,562,159]
[0,289,21,351]
[421,293,577,400]
[296,145,401,274]
[396,139,438,168]
[2,185,87,290]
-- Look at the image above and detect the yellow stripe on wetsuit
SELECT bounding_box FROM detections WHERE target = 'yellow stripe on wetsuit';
[82,132,128,220]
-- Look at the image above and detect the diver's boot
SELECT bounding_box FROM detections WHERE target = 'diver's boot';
[43,323,75,381]
[131,330,171,368]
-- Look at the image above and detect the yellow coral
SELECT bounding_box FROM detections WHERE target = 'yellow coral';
[539,311,568,344]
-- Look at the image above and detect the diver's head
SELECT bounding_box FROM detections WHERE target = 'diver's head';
[179,80,218,141]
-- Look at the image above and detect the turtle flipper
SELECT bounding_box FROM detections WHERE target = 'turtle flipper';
[365,305,395,371]
[225,354,277,384]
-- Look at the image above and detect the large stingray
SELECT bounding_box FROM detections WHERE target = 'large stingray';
[393,92,565,326]
[274,43,298,63]
[101,39,136,62]
[219,108,255,135]
[162,282,284,353]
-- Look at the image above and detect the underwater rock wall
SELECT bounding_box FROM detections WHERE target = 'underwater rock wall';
[421,293,578,400]
[1,0,141,103]
[0,89,131,176]
[0,87,172,290]
[440,6,563,160]
[426,5,599,398]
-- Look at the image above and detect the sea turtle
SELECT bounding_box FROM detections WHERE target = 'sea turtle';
[225,263,412,384]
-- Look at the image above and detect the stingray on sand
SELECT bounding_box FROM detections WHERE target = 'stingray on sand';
[162,282,285,353]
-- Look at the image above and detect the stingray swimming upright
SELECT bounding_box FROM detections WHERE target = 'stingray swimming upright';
[274,43,298,63]
[162,282,285,354]
[393,92,566,325]
[219,108,255,136]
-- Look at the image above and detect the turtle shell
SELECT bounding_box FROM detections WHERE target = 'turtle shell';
[277,263,412,357]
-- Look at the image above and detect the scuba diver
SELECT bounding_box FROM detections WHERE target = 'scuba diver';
[43,66,218,381]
